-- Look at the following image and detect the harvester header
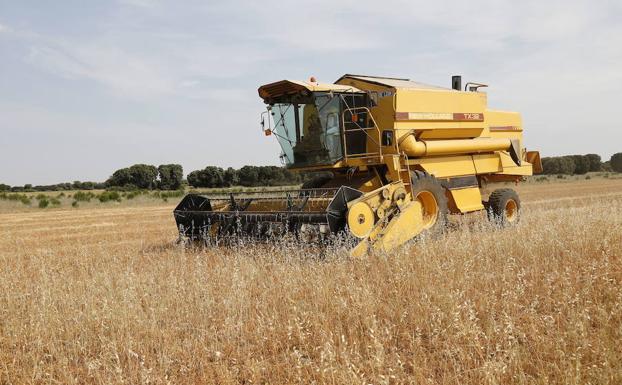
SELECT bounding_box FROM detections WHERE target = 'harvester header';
[175,74,541,256]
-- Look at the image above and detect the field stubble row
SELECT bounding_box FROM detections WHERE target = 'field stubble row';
[0,179,621,384]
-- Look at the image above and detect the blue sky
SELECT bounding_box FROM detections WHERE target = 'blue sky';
[1,0,621,185]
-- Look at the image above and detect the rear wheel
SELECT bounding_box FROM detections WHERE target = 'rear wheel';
[410,171,448,234]
[487,188,520,226]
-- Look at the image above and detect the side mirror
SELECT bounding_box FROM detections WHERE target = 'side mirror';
[260,110,271,131]
[261,109,272,136]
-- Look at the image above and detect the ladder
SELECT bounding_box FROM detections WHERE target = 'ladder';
[397,152,413,196]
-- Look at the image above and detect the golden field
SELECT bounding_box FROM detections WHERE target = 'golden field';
[1,178,621,384]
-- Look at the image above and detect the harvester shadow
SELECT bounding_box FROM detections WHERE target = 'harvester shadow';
[139,236,351,262]
[141,241,182,254]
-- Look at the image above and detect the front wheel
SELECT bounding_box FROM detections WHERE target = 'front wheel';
[410,171,448,235]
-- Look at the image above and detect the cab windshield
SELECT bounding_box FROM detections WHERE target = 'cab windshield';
[270,92,343,167]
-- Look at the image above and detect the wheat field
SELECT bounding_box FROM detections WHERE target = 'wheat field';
[1,178,621,384]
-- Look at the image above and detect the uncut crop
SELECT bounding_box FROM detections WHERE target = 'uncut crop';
[0,179,621,384]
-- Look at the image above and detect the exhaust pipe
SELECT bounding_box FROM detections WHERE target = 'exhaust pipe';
[451,75,462,91]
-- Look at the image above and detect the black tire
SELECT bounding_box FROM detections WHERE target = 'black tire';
[487,188,520,226]
[410,170,448,235]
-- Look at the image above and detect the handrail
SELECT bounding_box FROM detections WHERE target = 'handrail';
[341,106,383,162]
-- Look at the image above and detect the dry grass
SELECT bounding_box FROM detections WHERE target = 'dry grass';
[1,179,621,384]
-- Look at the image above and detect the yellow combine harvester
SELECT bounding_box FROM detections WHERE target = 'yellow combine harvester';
[174,74,541,256]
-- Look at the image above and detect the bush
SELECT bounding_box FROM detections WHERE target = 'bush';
[98,191,121,203]
[73,191,94,202]
[72,201,79,208]
[50,198,61,206]
[72,181,97,190]
[611,153,622,173]
[38,199,49,208]
[158,190,184,200]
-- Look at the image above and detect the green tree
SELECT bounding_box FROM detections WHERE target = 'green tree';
[570,155,590,175]
[187,167,225,188]
[158,164,183,190]
[257,166,283,185]
[128,164,158,189]
[81,182,96,190]
[238,166,259,187]
[186,170,201,188]
[585,154,602,172]
[559,156,576,175]
[541,157,561,174]
[611,153,622,173]
[203,167,225,187]
[602,161,612,172]
[106,167,133,187]
[0,184,10,192]
[106,164,158,189]
[223,167,239,187]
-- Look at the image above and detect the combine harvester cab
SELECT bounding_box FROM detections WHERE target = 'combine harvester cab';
[174,74,542,256]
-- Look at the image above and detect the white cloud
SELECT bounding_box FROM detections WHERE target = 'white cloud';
[26,42,177,100]
[117,0,159,8]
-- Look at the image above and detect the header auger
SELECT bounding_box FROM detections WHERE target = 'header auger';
[174,74,541,256]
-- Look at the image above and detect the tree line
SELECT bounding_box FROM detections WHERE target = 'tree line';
[0,181,106,193]
[3,153,622,192]
[105,164,309,189]
[0,164,312,192]
[0,164,184,192]
[105,164,183,190]
[541,153,622,175]
[186,165,310,188]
